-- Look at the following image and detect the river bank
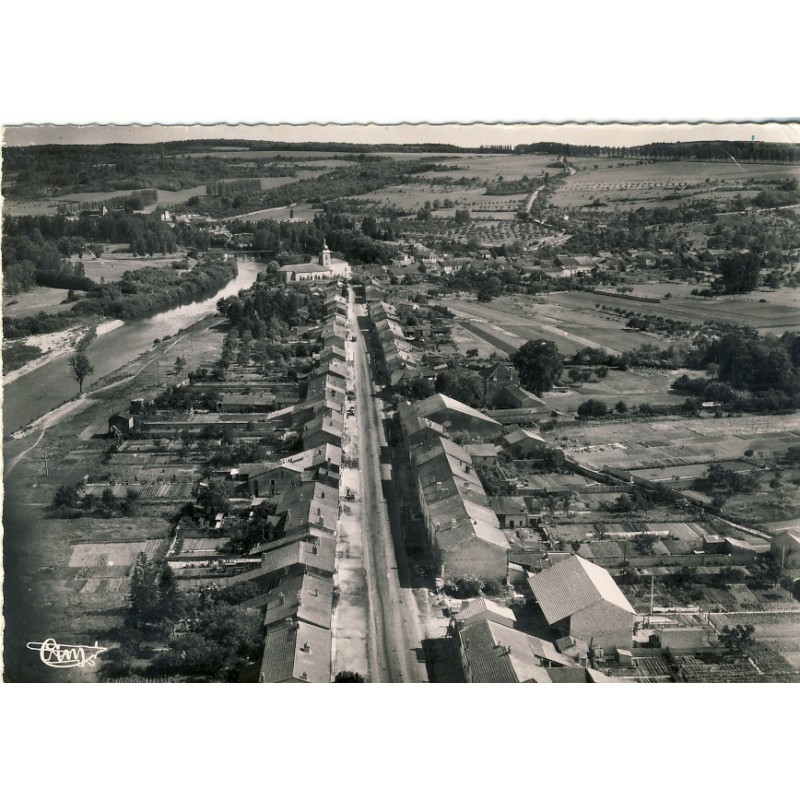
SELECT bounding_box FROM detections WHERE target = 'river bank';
[2,297,235,681]
[3,257,261,435]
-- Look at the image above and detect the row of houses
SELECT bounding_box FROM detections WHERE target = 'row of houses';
[247,285,348,682]
[368,301,420,384]
[166,283,350,682]
[398,396,510,582]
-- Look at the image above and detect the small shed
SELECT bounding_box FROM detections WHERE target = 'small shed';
[108,412,135,437]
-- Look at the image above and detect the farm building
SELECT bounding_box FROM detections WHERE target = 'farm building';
[411,393,501,437]
[528,555,636,653]
[771,531,800,568]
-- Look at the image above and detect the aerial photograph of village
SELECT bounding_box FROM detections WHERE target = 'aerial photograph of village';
[3,122,800,684]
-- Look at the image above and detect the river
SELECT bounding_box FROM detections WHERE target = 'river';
[3,257,261,435]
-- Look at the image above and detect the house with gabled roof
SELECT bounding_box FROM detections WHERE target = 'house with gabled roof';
[502,427,548,458]
[224,537,336,590]
[411,436,510,581]
[412,393,500,436]
[453,596,516,629]
[528,555,635,653]
[261,572,334,630]
[457,618,587,683]
[258,619,332,683]
[770,530,800,568]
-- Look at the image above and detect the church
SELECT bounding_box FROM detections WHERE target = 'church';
[277,242,351,283]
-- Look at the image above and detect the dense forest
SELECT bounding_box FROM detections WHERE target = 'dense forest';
[513,140,800,164]
[2,212,213,294]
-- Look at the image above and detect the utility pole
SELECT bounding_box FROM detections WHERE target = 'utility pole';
[43,446,49,478]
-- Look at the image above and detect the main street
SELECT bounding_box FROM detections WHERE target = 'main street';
[348,288,427,683]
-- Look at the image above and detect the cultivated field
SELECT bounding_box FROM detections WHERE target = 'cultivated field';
[69,539,161,569]
[442,294,677,356]
[550,159,800,212]
[558,290,800,333]
[556,413,800,471]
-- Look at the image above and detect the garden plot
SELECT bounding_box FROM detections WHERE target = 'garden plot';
[79,578,130,594]
[69,540,160,569]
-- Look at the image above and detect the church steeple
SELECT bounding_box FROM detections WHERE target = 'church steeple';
[320,239,331,268]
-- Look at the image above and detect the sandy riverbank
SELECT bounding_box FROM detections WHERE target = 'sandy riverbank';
[3,319,125,387]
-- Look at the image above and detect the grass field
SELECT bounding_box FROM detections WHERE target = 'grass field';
[76,251,192,282]
[3,287,75,318]
[545,368,694,413]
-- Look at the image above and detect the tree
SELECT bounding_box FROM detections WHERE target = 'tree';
[511,339,563,395]
[435,368,482,407]
[68,352,94,393]
[128,552,159,628]
[174,356,187,374]
[719,623,756,652]
[717,250,762,294]
[156,563,179,620]
[335,671,366,683]
[53,484,79,509]
[197,481,230,516]
[577,399,608,418]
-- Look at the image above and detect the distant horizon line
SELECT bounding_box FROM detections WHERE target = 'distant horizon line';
[5,122,798,150]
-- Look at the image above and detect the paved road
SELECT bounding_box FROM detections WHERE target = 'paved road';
[350,290,427,683]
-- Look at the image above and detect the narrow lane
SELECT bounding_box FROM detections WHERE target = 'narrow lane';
[350,290,427,683]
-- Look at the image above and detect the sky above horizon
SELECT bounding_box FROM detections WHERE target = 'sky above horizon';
[4,122,799,149]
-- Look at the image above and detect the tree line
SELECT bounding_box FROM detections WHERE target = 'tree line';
[4,256,236,339]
